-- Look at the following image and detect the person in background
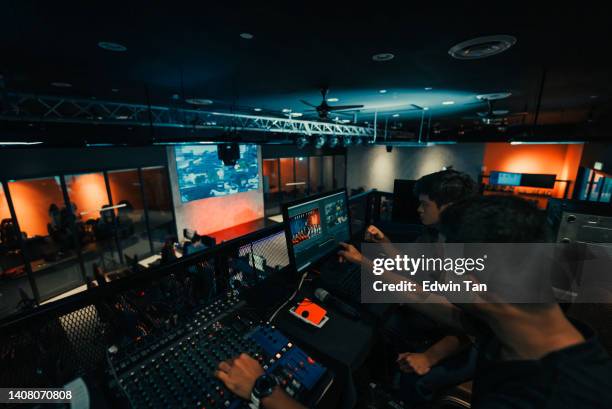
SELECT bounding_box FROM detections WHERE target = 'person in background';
[338,169,479,405]
[160,237,178,265]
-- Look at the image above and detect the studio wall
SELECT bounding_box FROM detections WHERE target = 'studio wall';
[346,144,486,192]
[167,146,264,238]
[482,143,583,197]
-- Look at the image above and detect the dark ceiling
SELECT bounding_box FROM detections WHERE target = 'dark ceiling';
[1,2,611,143]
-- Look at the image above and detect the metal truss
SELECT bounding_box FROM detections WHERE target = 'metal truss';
[0,92,376,139]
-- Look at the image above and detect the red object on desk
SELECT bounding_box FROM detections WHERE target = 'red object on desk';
[294,298,327,325]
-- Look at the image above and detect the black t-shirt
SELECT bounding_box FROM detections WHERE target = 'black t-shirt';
[472,320,612,409]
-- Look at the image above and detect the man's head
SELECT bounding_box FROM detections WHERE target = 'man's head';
[439,195,549,243]
[413,170,476,225]
[192,234,202,245]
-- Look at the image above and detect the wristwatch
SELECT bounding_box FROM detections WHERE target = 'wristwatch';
[250,374,279,408]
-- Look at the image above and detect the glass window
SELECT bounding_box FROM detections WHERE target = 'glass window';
[142,167,175,251]
[0,184,34,318]
[294,157,308,198]
[589,173,605,201]
[263,159,280,216]
[65,172,120,283]
[108,169,151,260]
[279,157,296,203]
[9,177,85,301]
[599,177,612,203]
[322,156,334,192]
[334,155,346,189]
[309,156,322,194]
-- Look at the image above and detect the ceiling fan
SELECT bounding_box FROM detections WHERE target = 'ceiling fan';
[300,87,363,119]
[464,96,526,125]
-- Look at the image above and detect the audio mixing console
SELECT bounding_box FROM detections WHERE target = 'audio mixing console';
[107,294,332,408]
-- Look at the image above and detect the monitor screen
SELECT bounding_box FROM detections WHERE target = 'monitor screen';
[284,190,350,272]
[489,171,522,186]
[175,144,259,203]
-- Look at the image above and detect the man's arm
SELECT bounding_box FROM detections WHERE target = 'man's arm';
[398,335,471,375]
[215,353,306,409]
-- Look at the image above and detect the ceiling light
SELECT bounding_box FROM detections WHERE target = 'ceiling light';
[340,119,351,123]
[185,98,213,105]
[51,82,72,88]
[449,35,516,60]
[327,98,339,102]
[282,108,291,113]
[97,41,127,52]
[442,101,455,105]
[289,112,303,117]
[240,33,254,40]
[372,53,395,62]
[392,114,400,118]
[328,136,339,148]
[423,107,430,111]
[590,95,598,99]
[0,141,43,146]
[296,136,308,149]
[111,88,119,93]
[424,87,433,91]
[253,108,262,112]
[379,89,387,94]
[314,135,326,149]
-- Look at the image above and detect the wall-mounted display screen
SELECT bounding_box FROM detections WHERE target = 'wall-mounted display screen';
[490,171,522,186]
[175,144,259,203]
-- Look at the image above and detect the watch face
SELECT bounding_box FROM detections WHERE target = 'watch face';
[254,375,277,397]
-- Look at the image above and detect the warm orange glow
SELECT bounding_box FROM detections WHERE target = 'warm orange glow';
[108,170,144,209]
[8,178,65,237]
[483,143,584,202]
[66,173,109,220]
[0,186,11,221]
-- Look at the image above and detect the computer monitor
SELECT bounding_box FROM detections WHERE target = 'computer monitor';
[282,189,351,273]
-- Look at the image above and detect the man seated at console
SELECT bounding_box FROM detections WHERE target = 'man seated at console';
[343,169,479,404]
[214,195,612,408]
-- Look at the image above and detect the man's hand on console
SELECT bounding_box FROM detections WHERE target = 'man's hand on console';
[215,353,264,400]
[215,353,307,409]
[364,225,388,243]
[338,242,363,264]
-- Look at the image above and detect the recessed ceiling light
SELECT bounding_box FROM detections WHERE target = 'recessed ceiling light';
[282,108,291,113]
[392,114,400,117]
[448,35,516,60]
[185,98,213,105]
[98,41,127,52]
[379,89,387,94]
[253,108,262,112]
[442,100,455,105]
[327,98,339,102]
[423,107,430,111]
[372,53,395,62]
[424,87,433,91]
[240,33,254,40]
[289,112,303,117]
[51,82,72,88]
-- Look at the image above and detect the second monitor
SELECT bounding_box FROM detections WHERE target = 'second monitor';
[283,189,351,273]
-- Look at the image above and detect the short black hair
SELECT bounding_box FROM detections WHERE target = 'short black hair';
[440,195,549,243]
[192,233,202,243]
[413,170,476,207]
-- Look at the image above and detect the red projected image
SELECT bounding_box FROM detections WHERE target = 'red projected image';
[289,208,322,245]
